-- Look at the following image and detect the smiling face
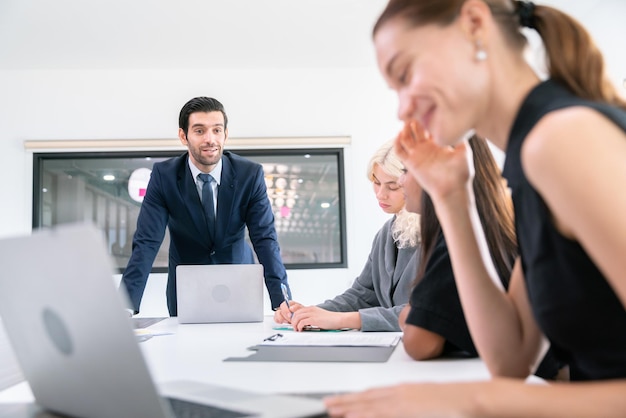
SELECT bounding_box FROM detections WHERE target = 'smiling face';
[372,163,405,215]
[179,111,227,172]
[373,15,489,147]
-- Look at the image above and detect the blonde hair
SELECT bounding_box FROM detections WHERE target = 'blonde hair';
[367,140,421,249]
[393,209,421,249]
[367,139,405,181]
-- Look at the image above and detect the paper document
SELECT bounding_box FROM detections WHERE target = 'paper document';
[260,332,401,347]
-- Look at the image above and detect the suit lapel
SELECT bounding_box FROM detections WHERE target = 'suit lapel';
[214,155,236,245]
[176,156,213,244]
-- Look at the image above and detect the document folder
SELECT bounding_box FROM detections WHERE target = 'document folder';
[224,332,401,362]
[224,345,397,363]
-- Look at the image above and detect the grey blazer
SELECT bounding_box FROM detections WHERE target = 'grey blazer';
[318,216,420,331]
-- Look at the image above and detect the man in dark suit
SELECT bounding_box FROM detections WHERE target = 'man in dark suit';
[120,97,290,315]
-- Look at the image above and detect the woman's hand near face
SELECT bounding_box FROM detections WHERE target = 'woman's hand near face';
[395,121,471,205]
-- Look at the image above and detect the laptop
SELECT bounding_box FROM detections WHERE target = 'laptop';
[0,223,325,418]
[176,264,264,324]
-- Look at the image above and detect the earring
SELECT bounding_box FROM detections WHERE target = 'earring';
[475,40,487,62]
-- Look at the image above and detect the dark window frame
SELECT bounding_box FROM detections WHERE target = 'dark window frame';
[32,148,347,272]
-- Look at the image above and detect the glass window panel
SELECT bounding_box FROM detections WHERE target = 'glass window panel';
[33,148,346,272]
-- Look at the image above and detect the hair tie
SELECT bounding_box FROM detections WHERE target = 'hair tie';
[516,1,536,29]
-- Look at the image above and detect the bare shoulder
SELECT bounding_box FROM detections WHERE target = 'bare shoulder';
[521,106,626,184]
[520,106,626,238]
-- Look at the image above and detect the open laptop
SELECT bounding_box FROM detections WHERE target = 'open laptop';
[0,223,325,418]
[176,264,264,324]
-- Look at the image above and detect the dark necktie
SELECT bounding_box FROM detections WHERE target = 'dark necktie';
[198,173,216,229]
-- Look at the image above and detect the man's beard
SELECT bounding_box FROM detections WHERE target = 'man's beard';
[191,145,222,167]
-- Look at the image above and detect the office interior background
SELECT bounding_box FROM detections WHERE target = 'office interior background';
[0,0,624,316]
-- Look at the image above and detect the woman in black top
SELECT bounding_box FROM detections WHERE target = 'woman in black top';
[399,135,561,378]
[326,1,626,417]
[399,135,516,360]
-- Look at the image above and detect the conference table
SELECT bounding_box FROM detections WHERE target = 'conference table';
[0,316,492,416]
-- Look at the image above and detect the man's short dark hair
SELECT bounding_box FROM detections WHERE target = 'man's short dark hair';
[179,97,228,134]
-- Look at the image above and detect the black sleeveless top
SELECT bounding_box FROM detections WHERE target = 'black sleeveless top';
[502,79,626,381]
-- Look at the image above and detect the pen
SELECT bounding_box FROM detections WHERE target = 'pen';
[263,333,283,342]
[280,283,294,319]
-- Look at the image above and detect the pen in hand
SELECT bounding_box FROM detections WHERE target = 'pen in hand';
[280,283,294,320]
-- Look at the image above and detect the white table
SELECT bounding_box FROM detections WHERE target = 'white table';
[0,316,492,415]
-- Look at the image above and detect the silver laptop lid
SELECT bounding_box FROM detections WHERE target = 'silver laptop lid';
[176,264,264,324]
[0,223,171,418]
[0,224,325,418]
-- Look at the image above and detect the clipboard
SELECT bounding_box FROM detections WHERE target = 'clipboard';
[223,332,401,362]
[223,344,397,362]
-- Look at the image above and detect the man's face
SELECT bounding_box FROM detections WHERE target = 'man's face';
[178,111,227,172]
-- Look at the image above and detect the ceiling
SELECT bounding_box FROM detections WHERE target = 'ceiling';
[1,0,623,82]
[0,0,388,70]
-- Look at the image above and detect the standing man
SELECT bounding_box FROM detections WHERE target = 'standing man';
[121,96,290,315]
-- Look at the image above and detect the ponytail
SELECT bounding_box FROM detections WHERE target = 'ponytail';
[525,2,626,109]
[374,0,626,109]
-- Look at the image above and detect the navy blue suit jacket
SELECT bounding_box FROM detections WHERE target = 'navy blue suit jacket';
[120,151,289,315]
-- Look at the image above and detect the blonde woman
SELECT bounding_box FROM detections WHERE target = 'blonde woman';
[275,140,421,331]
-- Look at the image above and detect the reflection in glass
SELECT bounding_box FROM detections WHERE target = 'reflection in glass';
[33,148,346,272]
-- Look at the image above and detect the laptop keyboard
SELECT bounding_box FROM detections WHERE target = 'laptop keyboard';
[166,397,250,418]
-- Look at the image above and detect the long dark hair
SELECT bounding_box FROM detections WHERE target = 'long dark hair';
[416,135,516,286]
[179,97,229,134]
[374,0,626,110]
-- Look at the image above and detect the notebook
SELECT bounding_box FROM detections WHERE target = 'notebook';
[0,223,325,418]
[176,264,264,324]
